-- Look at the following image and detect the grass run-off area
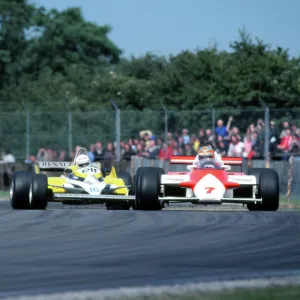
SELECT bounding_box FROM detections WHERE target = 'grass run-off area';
[124,284,300,300]
[0,190,9,198]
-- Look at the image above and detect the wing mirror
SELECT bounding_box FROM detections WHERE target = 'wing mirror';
[222,165,231,170]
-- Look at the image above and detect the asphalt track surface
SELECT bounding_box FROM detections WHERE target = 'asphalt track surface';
[0,200,300,298]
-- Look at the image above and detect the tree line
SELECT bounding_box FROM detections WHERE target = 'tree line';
[1,0,300,113]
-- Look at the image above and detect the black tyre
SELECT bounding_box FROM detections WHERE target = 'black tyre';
[29,174,48,210]
[247,168,279,211]
[10,171,35,209]
[135,167,164,211]
[131,168,143,210]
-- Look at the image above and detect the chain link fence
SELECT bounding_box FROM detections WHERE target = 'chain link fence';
[0,107,299,161]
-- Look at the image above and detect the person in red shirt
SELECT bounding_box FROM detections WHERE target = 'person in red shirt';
[159,142,172,160]
[277,129,292,159]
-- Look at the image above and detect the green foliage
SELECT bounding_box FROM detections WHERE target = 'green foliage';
[1,1,300,112]
[1,1,300,158]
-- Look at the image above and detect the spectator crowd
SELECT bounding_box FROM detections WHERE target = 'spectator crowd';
[20,117,300,169]
[1,116,299,189]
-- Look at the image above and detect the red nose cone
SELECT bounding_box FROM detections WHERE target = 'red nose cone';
[224,181,240,189]
[179,181,195,189]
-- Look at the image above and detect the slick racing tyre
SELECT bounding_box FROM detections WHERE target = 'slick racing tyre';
[10,171,35,209]
[247,168,279,211]
[134,167,164,211]
[29,174,48,210]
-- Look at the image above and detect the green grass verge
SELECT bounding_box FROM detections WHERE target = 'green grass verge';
[280,194,300,209]
[122,285,300,300]
[0,190,9,198]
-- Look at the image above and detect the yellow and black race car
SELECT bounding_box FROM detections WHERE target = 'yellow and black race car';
[10,147,135,210]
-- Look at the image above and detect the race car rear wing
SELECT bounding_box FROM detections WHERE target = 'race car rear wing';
[169,155,243,165]
[36,161,72,172]
[35,161,102,172]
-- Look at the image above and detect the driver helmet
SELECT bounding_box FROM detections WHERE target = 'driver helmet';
[75,154,90,168]
[197,145,215,160]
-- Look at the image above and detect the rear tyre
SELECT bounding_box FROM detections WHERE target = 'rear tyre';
[29,174,48,210]
[10,171,35,209]
[105,171,132,210]
[135,167,164,211]
[247,168,279,211]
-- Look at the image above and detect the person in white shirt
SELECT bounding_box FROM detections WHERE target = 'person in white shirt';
[227,135,244,157]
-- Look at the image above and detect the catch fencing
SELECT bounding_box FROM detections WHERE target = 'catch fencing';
[1,105,300,162]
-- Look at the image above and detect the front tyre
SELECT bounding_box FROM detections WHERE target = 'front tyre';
[10,171,35,209]
[247,168,279,211]
[29,174,48,210]
[259,170,279,211]
[135,167,164,211]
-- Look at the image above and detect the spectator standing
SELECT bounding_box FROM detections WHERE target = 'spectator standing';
[215,117,232,139]
[101,142,115,169]
[88,144,95,162]
[181,129,190,144]
[278,128,293,160]
[227,135,244,157]
[143,138,159,159]
[122,144,134,161]
[93,142,103,162]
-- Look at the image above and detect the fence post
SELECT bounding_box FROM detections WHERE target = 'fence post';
[160,102,168,144]
[20,100,30,158]
[63,99,73,155]
[287,155,294,203]
[259,99,270,168]
[111,100,121,162]
[68,111,73,156]
[26,110,30,158]
[212,108,215,135]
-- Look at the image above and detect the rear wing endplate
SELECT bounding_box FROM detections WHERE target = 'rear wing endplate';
[169,155,243,165]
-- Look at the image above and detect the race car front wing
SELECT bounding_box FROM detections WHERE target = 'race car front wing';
[51,193,262,205]
[52,193,136,204]
[157,196,262,205]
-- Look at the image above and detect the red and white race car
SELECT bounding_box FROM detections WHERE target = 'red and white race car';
[133,155,279,211]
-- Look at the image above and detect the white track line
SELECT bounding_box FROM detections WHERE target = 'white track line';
[3,275,300,300]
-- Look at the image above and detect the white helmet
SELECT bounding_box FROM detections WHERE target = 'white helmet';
[75,154,90,168]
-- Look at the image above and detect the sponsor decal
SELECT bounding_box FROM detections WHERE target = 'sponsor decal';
[39,161,71,168]
[161,175,188,182]
[230,177,254,183]
[81,167,99,173]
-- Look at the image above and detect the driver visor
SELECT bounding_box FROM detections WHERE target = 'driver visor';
[78,162,89,168]
[198,153,213,159]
